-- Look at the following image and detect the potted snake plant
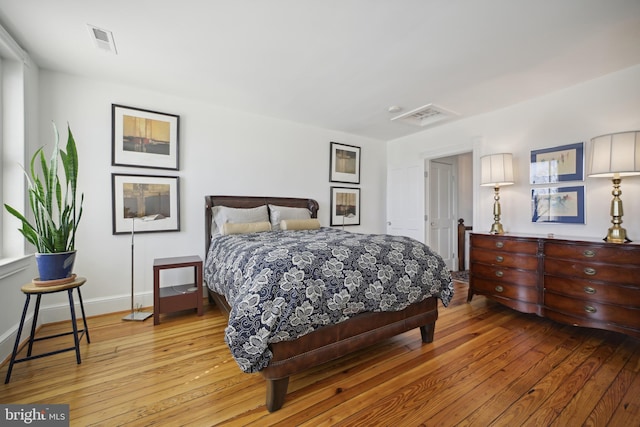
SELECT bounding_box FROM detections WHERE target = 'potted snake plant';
[4,123,83,282]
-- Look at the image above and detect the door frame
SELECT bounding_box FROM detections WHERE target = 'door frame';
[421,138,481,266]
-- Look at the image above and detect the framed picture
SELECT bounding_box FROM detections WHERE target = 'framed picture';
[112,104,180,170]
[530,142,584,184]
[531,185,585,224]
[330,142,361,184]
[112,173,180,234]
[330,187,360,227]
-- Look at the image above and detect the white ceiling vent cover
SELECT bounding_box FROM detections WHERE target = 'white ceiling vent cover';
[391,103,458,127]
[87,24,117,54]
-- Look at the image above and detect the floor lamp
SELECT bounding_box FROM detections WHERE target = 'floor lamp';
[122,216,154,321]
[342,213,355,230]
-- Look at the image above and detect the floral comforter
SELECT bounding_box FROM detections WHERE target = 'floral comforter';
[204,228,453,373]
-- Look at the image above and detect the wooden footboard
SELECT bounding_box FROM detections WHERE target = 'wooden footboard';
[208,289,438,412]
[262,297,438,411]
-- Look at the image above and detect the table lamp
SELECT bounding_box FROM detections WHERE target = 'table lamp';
[588,131,640,243]
[480,153,515,234]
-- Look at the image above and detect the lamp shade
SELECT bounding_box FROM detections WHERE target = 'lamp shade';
[480,153,515,186]
[588,131,640,178]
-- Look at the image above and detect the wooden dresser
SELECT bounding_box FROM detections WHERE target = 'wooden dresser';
[467,234,541,315]
[468,233,640,339]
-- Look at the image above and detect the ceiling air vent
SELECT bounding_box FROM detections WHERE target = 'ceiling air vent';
[391,103,458,128]
[87,24,117,54]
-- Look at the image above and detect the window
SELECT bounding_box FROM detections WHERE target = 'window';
[1,24,32,262]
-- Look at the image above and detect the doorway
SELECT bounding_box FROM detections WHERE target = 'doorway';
[426,152,472,271]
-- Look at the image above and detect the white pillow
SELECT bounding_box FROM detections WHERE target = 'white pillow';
[268,205,311,231]
[222,221,272,235]
[211,205,269,235]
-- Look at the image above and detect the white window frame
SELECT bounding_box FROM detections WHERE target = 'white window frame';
[0,23,33,272]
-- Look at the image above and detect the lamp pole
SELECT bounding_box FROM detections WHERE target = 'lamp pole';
[122,217,153,321]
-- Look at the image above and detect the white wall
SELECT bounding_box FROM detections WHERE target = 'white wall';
[388,65,640,242]
[0,69,387,361]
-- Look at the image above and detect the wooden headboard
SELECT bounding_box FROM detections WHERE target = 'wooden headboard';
[204,195,320,253]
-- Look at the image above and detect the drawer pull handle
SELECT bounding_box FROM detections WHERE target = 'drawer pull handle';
[495,285,504,293]
[495,271,504,278]
[496,242,504,248]
[583,286,596,295]
[584,305,597,314]
[583,250,596,258]
[584,267,597,276]
[496,256,504,262]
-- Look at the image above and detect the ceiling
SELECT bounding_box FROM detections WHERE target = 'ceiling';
[0,0,639,141]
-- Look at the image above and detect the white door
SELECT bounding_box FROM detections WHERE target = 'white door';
[387,165,422,241]
[429,160,455,269]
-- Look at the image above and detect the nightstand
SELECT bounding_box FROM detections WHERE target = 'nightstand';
[153,255,203,325]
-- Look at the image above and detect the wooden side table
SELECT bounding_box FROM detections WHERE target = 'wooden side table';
[5,276,90,383]
[153,255,203,325]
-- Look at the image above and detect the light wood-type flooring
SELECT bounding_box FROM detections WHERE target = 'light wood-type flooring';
[1,281,639,426]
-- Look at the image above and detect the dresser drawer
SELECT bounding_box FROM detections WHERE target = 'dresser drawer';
[472,277,538,302]
[472,263,538,287]
[544,293,640,328]
[471,234,538,255]
[471,248,538,270]
[544,259,640,286]
[544,275,640,307]
[545,242,640,265]
[544,310,640,339]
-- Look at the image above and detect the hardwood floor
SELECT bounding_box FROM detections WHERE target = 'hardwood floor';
[2,281,639,426]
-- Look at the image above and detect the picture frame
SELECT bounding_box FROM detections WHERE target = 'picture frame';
[531,185,585,224]
[330,187,360,227]
[112,104,180,170]
[330,142,361,184]
[530,142,584,184]
[112,173,180,234]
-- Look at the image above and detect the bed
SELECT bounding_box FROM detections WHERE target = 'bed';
[204,195,453,411]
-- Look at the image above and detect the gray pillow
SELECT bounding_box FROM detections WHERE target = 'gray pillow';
[211,205,269,235]
[268,204,311,231]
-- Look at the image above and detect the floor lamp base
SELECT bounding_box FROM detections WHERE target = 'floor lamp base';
[122,311,153,321]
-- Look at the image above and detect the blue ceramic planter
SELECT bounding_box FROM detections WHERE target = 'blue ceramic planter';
[35,251,76,281]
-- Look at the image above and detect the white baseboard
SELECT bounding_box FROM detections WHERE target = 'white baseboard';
[40,290,155,323]
[0,315,35,367]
